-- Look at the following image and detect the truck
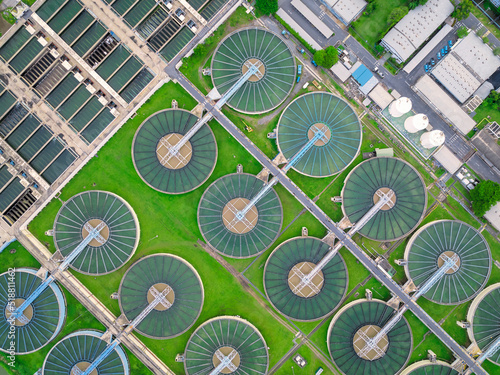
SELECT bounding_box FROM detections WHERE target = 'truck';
[281,30,290,39]
[297,46,305,54]
[297,65,302,75]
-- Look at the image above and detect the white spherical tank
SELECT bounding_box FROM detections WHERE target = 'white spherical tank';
[404,114,429,133]
[389,97,412,118]
[420,130,445,149]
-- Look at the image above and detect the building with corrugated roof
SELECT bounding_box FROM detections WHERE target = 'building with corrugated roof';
[432,32,500,103]
[323,0,367,25]
[381,0,454,63]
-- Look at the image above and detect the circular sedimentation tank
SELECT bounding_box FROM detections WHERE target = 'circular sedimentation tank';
[198,173,282,258]
[0,268,66,354]
[132,109,217,194]
[184,316,268,375]
[264,236,348,321]
[342,157,426,241]
[328,299,412,374]
[119,254,203,339]
[277,92,362,177]
[400,360,459,375]
[42,330,129,374]
[467,282,500,365]
[53,190,139,275]
[212,28,295,114]
[405,220,491,305]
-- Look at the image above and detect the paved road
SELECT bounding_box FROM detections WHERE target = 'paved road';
[166,62,488,374]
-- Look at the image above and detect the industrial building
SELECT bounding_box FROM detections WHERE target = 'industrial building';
[414,75,477,134]
[323,0,367,25]
[432,32,500,103]
[264,236,348,321]
[381,0,454,63]
[291,0,334,38]
[0,0,167,226]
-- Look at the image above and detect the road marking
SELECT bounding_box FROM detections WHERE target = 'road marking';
[342,35,350,43]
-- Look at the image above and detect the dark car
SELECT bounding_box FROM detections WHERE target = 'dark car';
[448,40,453,48]
[430,58,436,66]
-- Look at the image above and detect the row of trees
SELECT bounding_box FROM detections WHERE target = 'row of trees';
[452,0,473,21]
[255,0,278,15]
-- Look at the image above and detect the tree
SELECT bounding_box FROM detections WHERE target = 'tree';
[409,0,428,10]
[470,180,500,217]
[313,47,339,69]
[255,0,278,15]
[484,90,500,110]
[388,6,409,27]
[324,46,339,68]
[313,49,326,66]
[493,47,500,56]
[452,0,473,21]
[457,25,469,38]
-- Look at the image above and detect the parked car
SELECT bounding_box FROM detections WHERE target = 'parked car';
[311,60,318,67]
[441,48,445,56]
[296,76,301,83]
[297,46,305,54]
[424,64,429,72]
[437,51,442,60]
[448,40,453,48]
[430,58,436,66]
[444,45,448,53]
[297,65,302,75]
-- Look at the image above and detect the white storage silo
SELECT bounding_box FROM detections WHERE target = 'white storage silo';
[389,97,412,117]
[420,130,445,148]
[404,114,429,133]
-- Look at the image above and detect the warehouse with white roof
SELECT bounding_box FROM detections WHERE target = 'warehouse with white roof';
[432,32,500,103]
[324,0,367,25]
[381,0,454,63]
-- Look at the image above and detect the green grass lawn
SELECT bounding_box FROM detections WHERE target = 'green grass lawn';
[441,196,481,229]
[274,344,334,375]
[0,243,153,374]
[27,81,300,374]
[351,0,409,47]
